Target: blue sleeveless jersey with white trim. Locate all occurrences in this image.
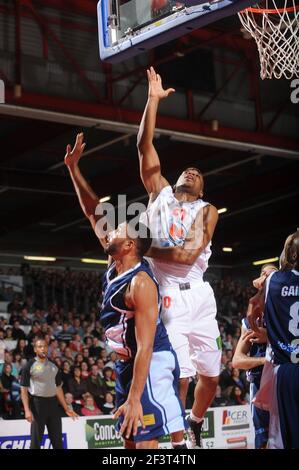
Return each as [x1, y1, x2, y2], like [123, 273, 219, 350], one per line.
[264, 269, 299, 365]
[100, 259, 171, 359]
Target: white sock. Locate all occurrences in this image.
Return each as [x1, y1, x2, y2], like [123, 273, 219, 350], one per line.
[172, 440, 186, 447]
[190, 411, 204, 424]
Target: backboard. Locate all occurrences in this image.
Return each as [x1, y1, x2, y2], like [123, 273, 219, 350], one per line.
[98, 0, 257, 63]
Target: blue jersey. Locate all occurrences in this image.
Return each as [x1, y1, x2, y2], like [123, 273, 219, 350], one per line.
[242, 317, 267, 384]
[100, 259, 171, 359]
[264, 269, 299, 365]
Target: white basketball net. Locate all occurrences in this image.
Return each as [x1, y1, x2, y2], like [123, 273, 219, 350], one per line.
[238, 0, 299, 79]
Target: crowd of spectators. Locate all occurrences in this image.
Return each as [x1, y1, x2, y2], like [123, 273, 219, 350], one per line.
[0, 266, 256, 419]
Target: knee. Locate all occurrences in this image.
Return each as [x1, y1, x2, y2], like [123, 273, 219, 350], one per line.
[201, 375, 219, 389]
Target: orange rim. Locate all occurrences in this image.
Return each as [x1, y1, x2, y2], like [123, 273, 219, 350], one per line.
[242, 5, 299, 13]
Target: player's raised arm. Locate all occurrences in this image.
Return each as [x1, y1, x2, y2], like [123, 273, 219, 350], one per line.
[137, 67, 173, 196]
[65, 133, 110, 249]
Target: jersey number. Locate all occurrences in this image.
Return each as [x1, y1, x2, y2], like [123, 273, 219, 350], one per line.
[289, 302, 299, 364]
[163, 296, 172, 309]
[289, 301, 299, 336]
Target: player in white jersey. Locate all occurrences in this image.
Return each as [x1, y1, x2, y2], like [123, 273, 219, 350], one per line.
[137, 67, 221, 448]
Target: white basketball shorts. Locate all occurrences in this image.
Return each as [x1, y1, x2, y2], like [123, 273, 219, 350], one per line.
[160, 280, 222, 378]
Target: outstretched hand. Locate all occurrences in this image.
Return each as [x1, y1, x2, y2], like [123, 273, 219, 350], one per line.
[113, 400, 144, 440]
[147, 66, 175, 100]
[64, 132, 86, 168]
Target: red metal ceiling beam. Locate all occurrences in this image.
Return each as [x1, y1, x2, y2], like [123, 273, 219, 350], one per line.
[249, 57, 264, 132]
[21, 0, 102, 102]
[0, 3, 97, 33]
[27, 0, 256, 62]
[4, 89, 299, 152]
[32, 0, 97, 17]
[197, 59, 246, 119]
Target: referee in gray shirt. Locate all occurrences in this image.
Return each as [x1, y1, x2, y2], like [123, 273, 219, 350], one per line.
[21, 335, 78, 449]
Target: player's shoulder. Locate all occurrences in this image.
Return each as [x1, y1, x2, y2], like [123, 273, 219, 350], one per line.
[270, 269, 294, 282]
[132, 270, 154, 286]
[150, 184, 172, 201]
[127, 271, 157, 307]
[265, 269, 296, 296]
[202, 203, 218, 218]
[277, 269, 299, 286]
[200, 200, 215, 210]
[130, 270, 157, 297]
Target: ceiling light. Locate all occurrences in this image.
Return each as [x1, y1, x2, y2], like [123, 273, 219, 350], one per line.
[218, 208, 227, 214]
[99, 196, 111, 203]
[81, 258, 108, 265]
[24, 256, 56, 262]
[222, 247, 233, 252]
[253, 257, 279, 266]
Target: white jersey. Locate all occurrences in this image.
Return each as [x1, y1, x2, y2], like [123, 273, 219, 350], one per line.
[141, 185, 212, 285]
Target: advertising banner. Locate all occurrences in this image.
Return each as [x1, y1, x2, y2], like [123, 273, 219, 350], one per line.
[0, 275, 23, 293]
[0, 405, 254, 449]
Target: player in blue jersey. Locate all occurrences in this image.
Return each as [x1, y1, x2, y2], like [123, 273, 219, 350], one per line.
[65, 134, 186, 449]
[263, 231, 299, 449]
[233, 264, 277, 448]
[247, 231, 299, 449]
[102, 222, 186, 448]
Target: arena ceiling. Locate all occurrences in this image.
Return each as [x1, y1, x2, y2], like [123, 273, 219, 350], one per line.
[0, 0, 298, 270]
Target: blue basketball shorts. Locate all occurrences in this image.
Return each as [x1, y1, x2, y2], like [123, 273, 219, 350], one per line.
[115, 349, 187, 442]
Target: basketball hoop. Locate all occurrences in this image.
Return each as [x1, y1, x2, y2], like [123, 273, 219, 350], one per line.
[238, 0, 299, 79]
